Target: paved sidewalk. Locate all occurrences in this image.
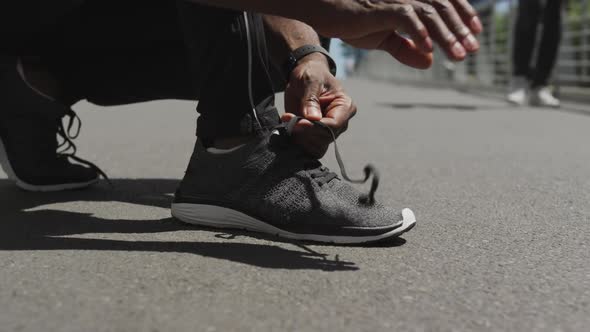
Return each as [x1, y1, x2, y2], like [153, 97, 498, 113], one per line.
[1, 79, 589, 331]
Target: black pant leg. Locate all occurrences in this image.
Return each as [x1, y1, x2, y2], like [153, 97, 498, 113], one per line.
[531, 0, 563, 87]
[0, 1, 84, 79]
[513, 0, 542, 78]
[0, 1, 85, 54]
[40, 0, 194, 105]
[177, 3, 278, 144]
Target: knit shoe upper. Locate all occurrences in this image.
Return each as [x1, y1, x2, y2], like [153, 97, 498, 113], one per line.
[173, 123, 410, 240]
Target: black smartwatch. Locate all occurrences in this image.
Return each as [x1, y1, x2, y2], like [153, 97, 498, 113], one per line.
[283, 45, 337, 79]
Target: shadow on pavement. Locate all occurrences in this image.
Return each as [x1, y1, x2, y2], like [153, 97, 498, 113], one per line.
[0, 179, 409, 271]
[454, 88, 590, 117]
[378, 102, 478, 111]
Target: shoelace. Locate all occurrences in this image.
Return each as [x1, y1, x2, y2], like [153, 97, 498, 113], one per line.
[57, 109, 111, 186]
[276, 116, 379, 205]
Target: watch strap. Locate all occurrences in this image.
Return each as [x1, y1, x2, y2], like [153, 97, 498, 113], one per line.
[283, 45, 337, 78]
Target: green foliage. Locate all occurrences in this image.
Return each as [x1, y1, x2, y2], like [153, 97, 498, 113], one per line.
[566, 0, 590, 19]
[494, 8, 511, 55]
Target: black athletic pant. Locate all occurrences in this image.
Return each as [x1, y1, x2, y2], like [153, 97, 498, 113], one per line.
[1, 1, 280, 145]
[513, 0, 563, 87]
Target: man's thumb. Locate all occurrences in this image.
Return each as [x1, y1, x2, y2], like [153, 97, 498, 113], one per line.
[302, 82, 323, 121]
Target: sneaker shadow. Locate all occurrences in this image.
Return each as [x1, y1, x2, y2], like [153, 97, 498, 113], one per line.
[0, 179, 389, 271]
[378, 102, 479, 111]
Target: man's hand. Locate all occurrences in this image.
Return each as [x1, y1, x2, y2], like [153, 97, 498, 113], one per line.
[263, 16, 355, 158]
[336, 0, 482, 68]
[283, 54, 356, 158]
[194, 0, 482, 66]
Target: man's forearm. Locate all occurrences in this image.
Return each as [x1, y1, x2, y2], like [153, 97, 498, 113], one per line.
[190, 0, 483, 69]
[190, 0, 310, 21]
[262, 15, 328, 73]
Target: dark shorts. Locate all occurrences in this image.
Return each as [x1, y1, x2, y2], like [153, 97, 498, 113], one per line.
[2, 1, 199, 104]
[1, 0, 281, 141]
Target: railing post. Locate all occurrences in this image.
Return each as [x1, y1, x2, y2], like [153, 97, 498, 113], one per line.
[582, 0, 590, 83]
[556, 0, 564, 97]
[507, 0, 516, 88]
[489, 0, 497, 85]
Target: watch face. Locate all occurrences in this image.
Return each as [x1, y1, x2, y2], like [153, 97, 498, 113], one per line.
[283, 55, 298, 77]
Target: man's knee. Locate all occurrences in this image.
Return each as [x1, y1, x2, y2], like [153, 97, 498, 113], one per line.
[0, 1, 85, 52]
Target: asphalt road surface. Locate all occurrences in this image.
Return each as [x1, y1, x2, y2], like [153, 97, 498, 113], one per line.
[1, 79, 588, 331]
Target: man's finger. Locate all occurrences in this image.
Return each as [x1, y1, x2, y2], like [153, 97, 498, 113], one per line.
[319, 94, 357, 120]
[391, 34, 434, 69]
[281, 113, 317, 135]
[394, 4, 433, 53]
[451, 0, 483, 34]
[344, 30, 433, 69]
[414, 2, 466, 61]
[376, 32, 434, 69]
[319, 96, 356, 136]
[422, 0, 479, 52]
[282, 112, 339, 139]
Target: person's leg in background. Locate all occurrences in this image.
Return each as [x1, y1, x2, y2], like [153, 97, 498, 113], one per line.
[529, 0, 563, 107]
[508, 0, 541, 105]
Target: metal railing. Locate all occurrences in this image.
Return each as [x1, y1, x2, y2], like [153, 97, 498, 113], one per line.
[357, 0, 590, 92]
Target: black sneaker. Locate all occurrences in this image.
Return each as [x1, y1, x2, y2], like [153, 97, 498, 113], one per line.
[0, 60, 105, 191]
[172, 117, 416, 244]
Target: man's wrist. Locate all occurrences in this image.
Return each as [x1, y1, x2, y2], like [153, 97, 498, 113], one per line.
[283, 45, 337, 78]
[296, 52, 329, 68]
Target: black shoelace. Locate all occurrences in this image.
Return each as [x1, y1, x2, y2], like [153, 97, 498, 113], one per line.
[276, 116, 379, 205]
[57, 110, 111, 186]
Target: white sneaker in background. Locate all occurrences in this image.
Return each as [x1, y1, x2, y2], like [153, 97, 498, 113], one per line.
[507, 76, 529, 106]
[530, 86, 561, 108]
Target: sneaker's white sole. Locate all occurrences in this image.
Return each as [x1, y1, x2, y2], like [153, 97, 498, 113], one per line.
[171, 203, 417, 244]
[0, 137, 98, 192]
